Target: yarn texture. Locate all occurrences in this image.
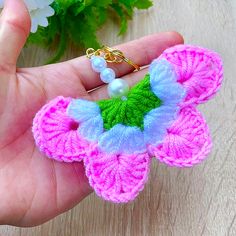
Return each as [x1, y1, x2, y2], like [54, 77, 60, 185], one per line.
[84, 144, 151, 203]
[160, 45, 223, 106]
[32, 45, 223, 203]
[67, 99, 104, 141]
[148, 106, 212, 167]
[32, 96, 89, 162]
[98, 74, 162, 130]
[66, 59, 184, 155]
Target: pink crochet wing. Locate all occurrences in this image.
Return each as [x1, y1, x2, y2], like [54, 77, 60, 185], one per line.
[161, 45, 223, 106]
[32, 96, 89, 162]
[84, 144, 151, 203]
[148, 106, 212, 167]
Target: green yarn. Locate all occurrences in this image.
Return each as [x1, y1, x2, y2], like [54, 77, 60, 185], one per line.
[97, 74, 162, 130]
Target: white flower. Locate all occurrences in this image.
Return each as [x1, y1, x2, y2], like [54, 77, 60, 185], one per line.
[0, 0, 55, 33]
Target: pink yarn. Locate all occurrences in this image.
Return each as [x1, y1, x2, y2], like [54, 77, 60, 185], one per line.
[160, 45, 223, 106]
[84, 144, 150, 203]
[32, 96, 89, 162]
[32, 45, 223, 203]
[148, 106, 212, 167]
[147, 45, 223, 167]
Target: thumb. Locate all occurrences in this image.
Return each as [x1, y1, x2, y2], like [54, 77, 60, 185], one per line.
[0, 0, 31, 70]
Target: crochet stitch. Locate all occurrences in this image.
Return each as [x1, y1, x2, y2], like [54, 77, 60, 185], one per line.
[32, 96, 89, 162]
[160, 45, 223, 106]
[84, 144, 151, 203]
[67, 59, 185, 155]
[98, 74, 162, 130]
[148, 106, 212, 167]
[32, 45, 223, 203]
[67, 99, 104, 141]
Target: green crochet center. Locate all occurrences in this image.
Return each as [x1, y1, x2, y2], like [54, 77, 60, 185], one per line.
[97, 74, 162, 130]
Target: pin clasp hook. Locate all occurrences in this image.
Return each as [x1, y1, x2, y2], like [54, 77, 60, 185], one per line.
[86, 46, 140, 71]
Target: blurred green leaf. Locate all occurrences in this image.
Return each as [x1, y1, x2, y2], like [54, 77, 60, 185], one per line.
[27, 0, 153, 63]
[135, 0, 153, 9]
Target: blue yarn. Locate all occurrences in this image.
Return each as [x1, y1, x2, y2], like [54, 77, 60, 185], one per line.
[67, 99, 104, 141]
[144, 105, 179, 145]
[67, 59, 186, 154]
[98, 124, 146, 155]
[144, 59, 186, 146]
[149, 59, 186, 106]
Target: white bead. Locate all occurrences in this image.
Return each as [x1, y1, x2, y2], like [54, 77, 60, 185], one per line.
[108, 79, 129, 99]
[91, 56, 107, 72]
[100, 68, 116, 83]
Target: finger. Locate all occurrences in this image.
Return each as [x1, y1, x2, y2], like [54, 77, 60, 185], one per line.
[66, 32, 184, 90]
[0, 0, 31, 70]
[89, 67, 148, 101]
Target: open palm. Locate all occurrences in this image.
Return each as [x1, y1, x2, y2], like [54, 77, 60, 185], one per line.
[0, 0, 183, 227]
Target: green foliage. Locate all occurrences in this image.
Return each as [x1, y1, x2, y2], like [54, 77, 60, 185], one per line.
[97, 74, 162, 130]
[27, 0, 153, 63]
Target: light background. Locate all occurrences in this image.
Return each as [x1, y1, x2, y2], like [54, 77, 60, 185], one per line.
[1, 0, 236, 235]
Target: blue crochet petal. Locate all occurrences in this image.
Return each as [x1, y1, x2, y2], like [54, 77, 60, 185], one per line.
[144, 105, 179, 145]
[155, 83, 186, 105]
[67, 99, 101, 122]
[79, 115, 104, 141]
[67, 99, 104, 141]
[149, 59, 186, 105]
[65, 60, 186, 151]
[150, 59, 176, 84]
[98, 124, 146, 155]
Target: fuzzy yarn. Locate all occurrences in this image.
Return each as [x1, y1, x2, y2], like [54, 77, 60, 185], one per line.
[67, 99, 104, 141]
[67, 59, 184, 155]
[32, 96, 89, 162]
[98, 123, 147, 155]
[32, 45, 223, 203]
[150, 59, 186, 106]
[98, 74, 162, 130]
[160, 45, 223, 106]
[148, 106, 212, 167]
[84, 144, 151, 203]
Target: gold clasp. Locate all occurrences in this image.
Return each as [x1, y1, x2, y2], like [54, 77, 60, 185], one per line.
[86, 46, 140, 71]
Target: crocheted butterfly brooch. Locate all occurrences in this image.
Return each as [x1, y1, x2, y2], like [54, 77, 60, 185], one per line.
[32, 45, 223, 203]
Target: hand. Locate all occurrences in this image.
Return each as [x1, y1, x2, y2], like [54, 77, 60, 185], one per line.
[0, 0, 184, 227]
